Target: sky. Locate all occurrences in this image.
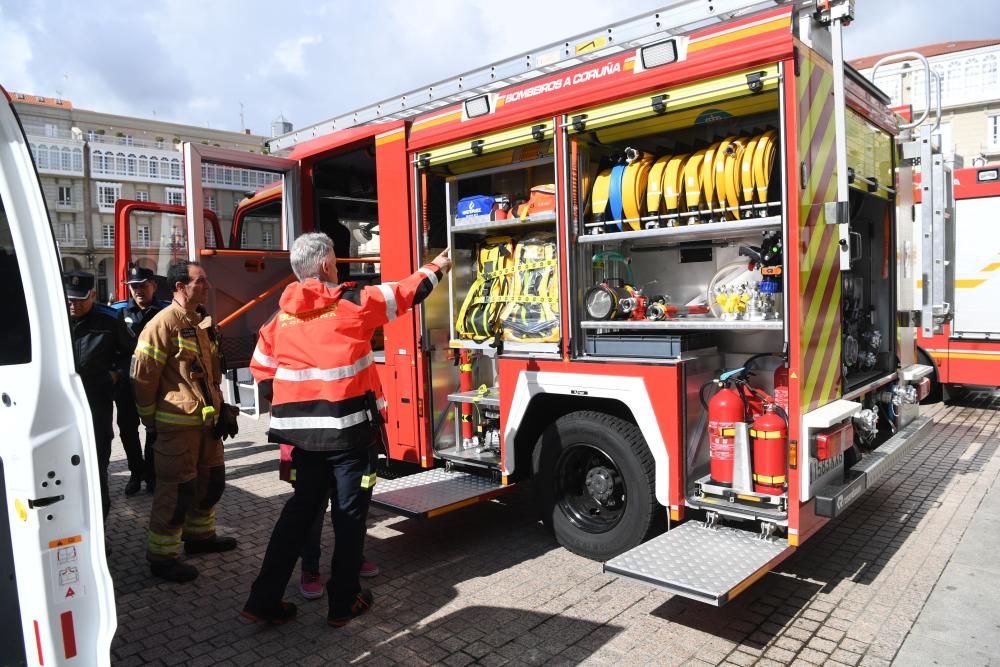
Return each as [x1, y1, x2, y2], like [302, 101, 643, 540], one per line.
[2, 0, 998, 139]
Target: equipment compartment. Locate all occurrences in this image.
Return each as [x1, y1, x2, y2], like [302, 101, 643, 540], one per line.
[413, 120, 561, 470]
[566, 66, 788, 361]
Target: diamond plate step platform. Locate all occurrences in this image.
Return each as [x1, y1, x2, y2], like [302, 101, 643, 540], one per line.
[371, 469, 512, 519]
[604, 521, 793, 606]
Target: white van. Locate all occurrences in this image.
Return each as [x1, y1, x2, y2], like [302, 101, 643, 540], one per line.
[0, 89, 116, 665]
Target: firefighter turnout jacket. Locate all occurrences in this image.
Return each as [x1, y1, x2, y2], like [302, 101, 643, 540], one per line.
[131, 301, 223, 429]
[251, 263, 444, 451]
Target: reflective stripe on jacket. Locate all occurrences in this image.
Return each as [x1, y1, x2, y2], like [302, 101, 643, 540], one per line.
[131, 301, 223, 429]
[251, 264, 442, 451]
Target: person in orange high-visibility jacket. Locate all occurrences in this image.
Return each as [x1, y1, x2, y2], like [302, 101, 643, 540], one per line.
[131, 260, 237, 584]
[242, 232, 451, 626]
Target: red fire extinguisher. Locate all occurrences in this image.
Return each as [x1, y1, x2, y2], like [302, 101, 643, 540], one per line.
[773, 365, 789, 413]
[708, 383, 744, 486]
[751, 405, 787, 495]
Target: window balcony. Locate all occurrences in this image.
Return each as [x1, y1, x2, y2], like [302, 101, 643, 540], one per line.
[55, 235, 88, 248]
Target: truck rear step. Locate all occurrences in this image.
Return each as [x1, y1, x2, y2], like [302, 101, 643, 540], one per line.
[371, 468, 511, 519]
[604, 521, 792, 606]
[814, 415, 933, 518]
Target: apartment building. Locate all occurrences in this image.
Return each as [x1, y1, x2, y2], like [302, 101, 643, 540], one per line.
[11, 92, 280, 301]
[851, 39, 1000, 167]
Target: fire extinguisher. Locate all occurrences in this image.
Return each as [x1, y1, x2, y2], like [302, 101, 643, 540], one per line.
[707, 375, 746, 487]
[750, 405, 787, 495]
[773, 365, 789, 413]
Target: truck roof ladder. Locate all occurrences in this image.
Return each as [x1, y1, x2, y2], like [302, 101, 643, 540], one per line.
[268, 0, 818, 152]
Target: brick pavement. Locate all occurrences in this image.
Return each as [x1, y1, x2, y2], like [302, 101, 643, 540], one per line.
[103, 392, 1000, 666]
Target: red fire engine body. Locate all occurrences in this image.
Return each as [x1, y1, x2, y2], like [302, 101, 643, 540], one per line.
[915, 165, 1000, 397]
[113, 0, 942, 605]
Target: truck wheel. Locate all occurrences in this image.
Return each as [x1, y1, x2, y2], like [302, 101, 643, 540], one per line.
[532, 410, 659, 561]
[917, 346, 942, 404]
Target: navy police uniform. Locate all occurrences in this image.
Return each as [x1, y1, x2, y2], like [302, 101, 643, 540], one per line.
[64, 271, 131, 518]
[113, 266, 168, 494]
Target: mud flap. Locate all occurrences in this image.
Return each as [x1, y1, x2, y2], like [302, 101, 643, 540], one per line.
[370, 468, 511, 519]
[604, 521, 792, 606]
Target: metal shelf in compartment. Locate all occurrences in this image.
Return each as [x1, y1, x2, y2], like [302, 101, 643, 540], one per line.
[448, 339, 560, 354]
[577, 215, 781, 246]
[580, 318, 782, 331]
[451, 210, 556, 235]
[447, 388, 500, 409]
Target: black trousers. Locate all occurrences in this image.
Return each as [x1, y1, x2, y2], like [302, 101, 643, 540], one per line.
[115, 379, 155, 479]
[85, 387, 113, 519]
[247, 444, 376, 614]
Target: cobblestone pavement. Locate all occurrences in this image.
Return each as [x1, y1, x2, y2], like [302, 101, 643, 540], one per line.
[104, 392, 1000, 666]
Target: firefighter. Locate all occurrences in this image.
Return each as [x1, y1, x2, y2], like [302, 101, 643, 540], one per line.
[116, 265, 168, 495]
[63, 271, 131, 519]
[242, 232, 451, 626]
[131, 260, 239, 583]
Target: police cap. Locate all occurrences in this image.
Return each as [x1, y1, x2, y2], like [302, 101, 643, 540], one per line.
[63, 271, 95, 300]
[125, 265, 156, 285]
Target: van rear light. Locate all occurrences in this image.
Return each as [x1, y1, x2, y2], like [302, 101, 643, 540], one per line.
[815, 423, 853, 461]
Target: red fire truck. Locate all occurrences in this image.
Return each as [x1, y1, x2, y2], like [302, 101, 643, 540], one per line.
[112, 0, 946, 606]
[914, 165, 1000, 401]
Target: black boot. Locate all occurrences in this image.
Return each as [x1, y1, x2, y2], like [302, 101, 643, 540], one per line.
[184, 535, 237, 555]
[150, 560, 198, 583]
[124, 473, 142, 497]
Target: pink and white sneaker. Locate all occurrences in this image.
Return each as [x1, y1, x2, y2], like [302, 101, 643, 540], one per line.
[299, 570, 324, 600]
[360, 560, 380, 578]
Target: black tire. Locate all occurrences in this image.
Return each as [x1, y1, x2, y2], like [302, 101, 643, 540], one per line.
[532, 410, 660, 561]
[917, 346, 943, 404]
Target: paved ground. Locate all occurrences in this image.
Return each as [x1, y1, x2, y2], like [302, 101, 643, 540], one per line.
[103, 392, 1000, 666]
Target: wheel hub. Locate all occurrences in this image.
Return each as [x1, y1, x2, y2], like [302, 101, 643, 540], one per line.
[585, 465, 617, 504]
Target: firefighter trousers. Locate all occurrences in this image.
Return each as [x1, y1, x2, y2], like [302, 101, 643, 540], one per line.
[246, 444, 377, 615]
[146, 425, 225, 562]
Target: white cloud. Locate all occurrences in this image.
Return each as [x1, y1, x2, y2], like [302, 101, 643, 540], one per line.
[260, 34, 323, 78]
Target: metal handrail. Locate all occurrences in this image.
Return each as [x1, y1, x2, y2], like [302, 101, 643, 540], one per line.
[869, 51, 942, 131]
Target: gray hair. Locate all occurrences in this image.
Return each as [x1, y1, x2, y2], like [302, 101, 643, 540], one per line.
[290, 232, 334, 281]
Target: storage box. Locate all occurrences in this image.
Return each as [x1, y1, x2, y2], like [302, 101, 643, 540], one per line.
[583, 332, 715, 358]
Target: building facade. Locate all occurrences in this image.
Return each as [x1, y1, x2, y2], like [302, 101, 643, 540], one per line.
[11, 92, 282, 301]
[851, 40, 1000, 168]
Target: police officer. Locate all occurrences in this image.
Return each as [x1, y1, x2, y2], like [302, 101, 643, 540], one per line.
[131, 260, 238, 583]
[64, 270, 131, 518]
[116, 266, 169, 495]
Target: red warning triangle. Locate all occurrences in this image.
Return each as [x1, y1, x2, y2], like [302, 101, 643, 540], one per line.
[65, 587, 76, 598]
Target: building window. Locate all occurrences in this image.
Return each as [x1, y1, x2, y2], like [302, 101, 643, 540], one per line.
[989, 116, 1000, 149]
[101, 224, 115, 248]
[45, 123, 57, 138]
[204, 193, 217, 212]
[166, 188, 185, 206]
[58, 186, 72, 207]
[116, 153, 126, 175]
[946, 60, 963, 97]
[148, 159, 159, 178]
[61, 148, 72, 171]
[121, 134, 133, 146]
[205, 227, 217, 248]
[262, 229, 274, 249]
[87, 130, 97, 143]
[985, 55, 999, 87]
[155, 138, 165, 149]
[170, 159, 181, 180]
[37, 145, 49, 170]
[240, 227, 247, 247]
[965, 57, 981, 93]
[72, 148, 83, 171]
[96, 182, 121, 212]
[135, 190, 149, 202]
[137, 225, 151, 248]
[138, 156, 148, 177]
